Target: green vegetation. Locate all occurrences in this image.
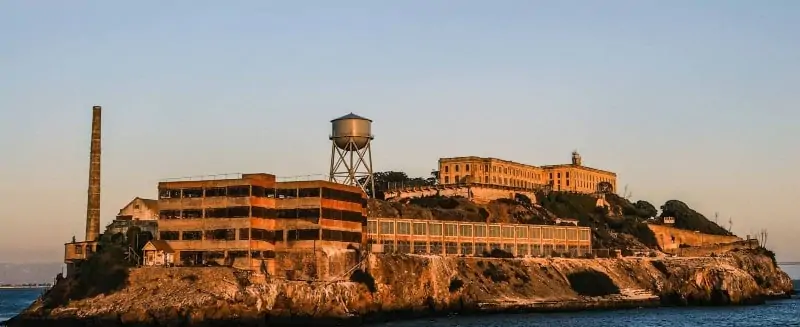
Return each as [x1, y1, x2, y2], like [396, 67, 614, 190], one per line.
[660, 200, 733, 236]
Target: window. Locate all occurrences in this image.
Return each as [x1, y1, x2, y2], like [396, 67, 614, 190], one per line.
[183, 188, 203, 198]
[205, 187, 226, 197]
[133, 204, 140, 210]
[413, 223, 426, 235]
[484, 164, 489, 171]
[74, 245, 83, 254]
[298, 188, 321, 198]
[396, 222, 411, 235]
[182, 231, 202, 240]
[460, 243, 473, 256]
[227, 186, 251, 197]
[465, 164, 470, 171]
[205, 229, 235, 241]
[515, 226, 527, 238]
[501, 226, 514, 238]
[445, 242, 458, 255]
[444, 166, 449, 173]
[485, 176, 489, 183]
[557, 173, 561, 178]
[566, 180, 570, 186]
[455, 165, 460, 172]
[276, 188, 297, 199]
[380, 221, 394, 234]
[367, 221, 377, 234]
[429, 223, 443, 236]
[444, 224, 458, 236]
[530, 227, 541, 239]
[459, 225, 473, 237]
[445, 176, 450, 184]
[488, 225, 501, 238]
[287, 229, 320, 241]
[413, 241, 427, 254]
[567, 229, 578, 241]
[542, 227, 553, 239]
[566, 172, 570, 178]
[475, 225, 486, 237]
[160, 231, 179, 240]
[454, 175, 460, 183]
[239, 229, 250, 240]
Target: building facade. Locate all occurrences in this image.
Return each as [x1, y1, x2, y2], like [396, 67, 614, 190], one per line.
[116, 197, 159, 221]
[156, 173, 367, 272]
[438, 151, 616, 194]
[367, 217, 592, 257]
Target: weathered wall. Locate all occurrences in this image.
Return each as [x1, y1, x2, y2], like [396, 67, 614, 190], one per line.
[648, 224, 741, 250]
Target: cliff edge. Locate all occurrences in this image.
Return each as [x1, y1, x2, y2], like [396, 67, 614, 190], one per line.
[6, 249, 793, 327]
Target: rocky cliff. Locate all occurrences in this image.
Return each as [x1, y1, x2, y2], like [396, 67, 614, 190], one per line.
[6, 250, 793, 327]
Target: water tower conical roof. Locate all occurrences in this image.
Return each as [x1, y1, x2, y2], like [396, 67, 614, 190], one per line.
[331, 113, 371, 122]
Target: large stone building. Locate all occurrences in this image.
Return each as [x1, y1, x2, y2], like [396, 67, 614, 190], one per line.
[156, 173, 367, 274]
[438, 151, 617, 194]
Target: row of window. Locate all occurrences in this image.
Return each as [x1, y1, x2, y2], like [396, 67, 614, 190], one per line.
[370, 240, 591, 256]
[158, 186, 365, 205]
[159, 206, 365, 223]
[368, 221, 590, 241]
[159, 228, 361, 243]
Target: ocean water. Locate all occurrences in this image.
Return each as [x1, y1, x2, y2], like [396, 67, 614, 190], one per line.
[0, 272, 798, 325]
[0, 288, 43, 323]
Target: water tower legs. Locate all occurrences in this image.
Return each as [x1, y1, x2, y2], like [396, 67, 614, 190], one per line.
[329, 138, 375, 197]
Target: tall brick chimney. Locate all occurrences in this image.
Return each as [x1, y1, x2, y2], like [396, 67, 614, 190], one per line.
[85, 106, 101, 242]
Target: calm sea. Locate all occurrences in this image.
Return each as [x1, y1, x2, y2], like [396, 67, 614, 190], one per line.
[0, 266, 798, 325]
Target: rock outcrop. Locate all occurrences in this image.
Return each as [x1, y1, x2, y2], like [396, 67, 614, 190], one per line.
[5, 250, 793, 327]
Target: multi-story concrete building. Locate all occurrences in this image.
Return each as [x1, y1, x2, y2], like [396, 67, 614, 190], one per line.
[438, 151, 617, 194]
[156, 173, 367, 272]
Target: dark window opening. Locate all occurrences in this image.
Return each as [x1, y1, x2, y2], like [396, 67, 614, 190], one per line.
[227, 185, 251, 197]
[287, 229, 319, 241]
[321, 208, 365, 223]
[182, 188, 203, 198]
[159, 210, 179, 220]
[182, 209, 202, 219]
[251, 229, 277, 243]
[160, 231, 179, 240]
[264, 188, 276, 198]
[181, 231, 202, 240]
[228, 206, 250, 218]
[298, 188, 321, 198]
[251, 206, 276, 218]
[205, 187, 226, 197]
[276, 188, 297, 199]
[204, 229, 235, 241]
[239, 228, 250, 240]
[251, 185, 266, 197]
[321, 188, 364, 203]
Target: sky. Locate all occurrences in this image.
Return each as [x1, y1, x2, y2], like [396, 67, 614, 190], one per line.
[0, 1, 798, 262]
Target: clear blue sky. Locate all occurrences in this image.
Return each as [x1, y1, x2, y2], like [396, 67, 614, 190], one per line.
[1, 1, 798, 262]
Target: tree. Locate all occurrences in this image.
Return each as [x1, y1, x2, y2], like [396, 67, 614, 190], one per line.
[633, 200, 657, 219]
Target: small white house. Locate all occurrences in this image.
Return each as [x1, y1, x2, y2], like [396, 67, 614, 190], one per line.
[143, 240, 174, 267]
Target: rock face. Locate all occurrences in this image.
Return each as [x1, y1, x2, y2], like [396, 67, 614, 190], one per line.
[6, 251, 793, 327]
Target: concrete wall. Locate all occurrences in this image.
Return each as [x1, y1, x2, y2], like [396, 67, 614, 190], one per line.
[385, 185, 537, 204]
[647, 224, 742, 250]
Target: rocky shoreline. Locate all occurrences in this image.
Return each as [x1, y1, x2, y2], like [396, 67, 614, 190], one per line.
[4, 250, 794, 327]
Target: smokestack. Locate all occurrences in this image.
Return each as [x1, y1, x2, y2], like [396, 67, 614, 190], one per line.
[85, 106, 101, 242]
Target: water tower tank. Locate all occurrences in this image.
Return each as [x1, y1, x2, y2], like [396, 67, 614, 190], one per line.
[330, 113, 373, 151]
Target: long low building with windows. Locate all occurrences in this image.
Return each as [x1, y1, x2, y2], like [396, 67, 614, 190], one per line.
[367, 217, 592, 257]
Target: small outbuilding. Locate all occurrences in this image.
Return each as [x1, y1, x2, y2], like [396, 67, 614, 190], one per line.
[143, 240, 174, 267]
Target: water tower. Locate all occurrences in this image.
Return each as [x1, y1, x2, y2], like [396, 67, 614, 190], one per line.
[329, 113, 375, 197]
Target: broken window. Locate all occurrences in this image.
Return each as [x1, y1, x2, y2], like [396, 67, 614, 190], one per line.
[227, 185, 251, 197]
[264, 188, 275, 198]
[287, 229, 319, 241]
[205, 187, 226, 197]
[160, 231, 179, 240]
[181, 231, 202, 240]
[298, 187, 321, 198]
[239, 228, 250, 240]
[251, 185, 265, 197]
[321, 188, 363, 203]
[205, 208, 228, 218]
[182, 188, 203, 198]
[321, 208, 364, 223]
[204, 229, 235, 241]
[228, 206, 250, 218]
[158, 189, 171, 199]
[275, 188, 297, 199]
[182, 209, 202, 219]
[251, 229, 277, 243]
[159, 210, 179, 220]
[297, 208, 320, 219]
[251, 206, 276, 218]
